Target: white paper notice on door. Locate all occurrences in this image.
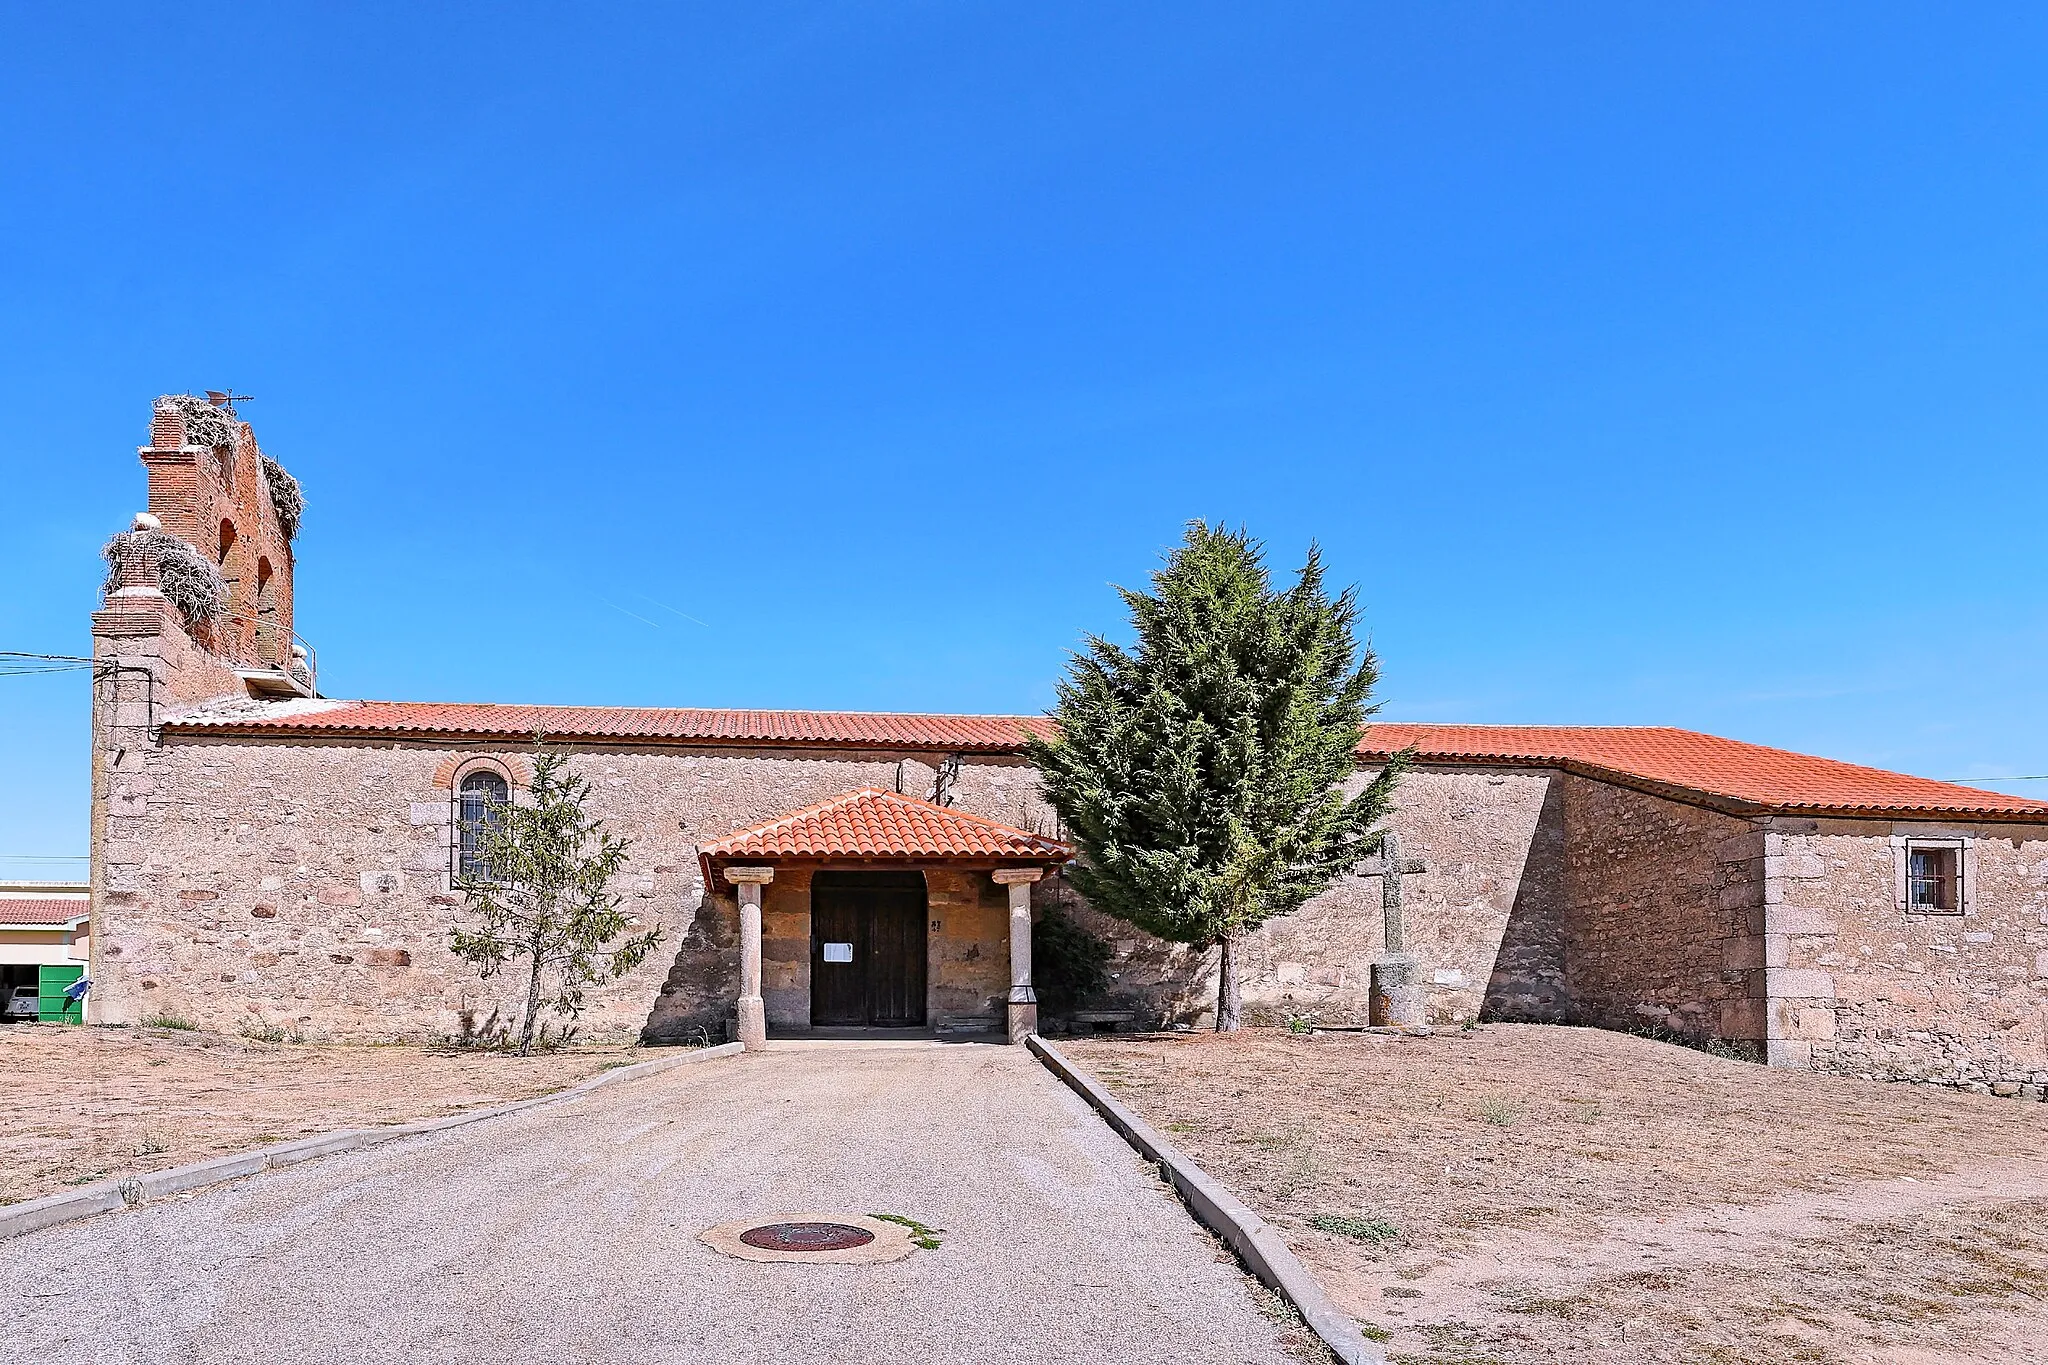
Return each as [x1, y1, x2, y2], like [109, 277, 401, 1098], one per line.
[822, 942, 854, 963]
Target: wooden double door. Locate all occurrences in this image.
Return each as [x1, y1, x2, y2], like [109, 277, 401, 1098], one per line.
[810, 871, 928, 1028]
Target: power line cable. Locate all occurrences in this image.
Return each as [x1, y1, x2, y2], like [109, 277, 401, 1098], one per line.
[0, 651, 98, 677]
[1939, 774, 2048, 783]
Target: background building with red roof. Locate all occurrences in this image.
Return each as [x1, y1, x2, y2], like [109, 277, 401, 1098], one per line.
[86, 400, 2048, 1096]
[0, 881, 90, 1024]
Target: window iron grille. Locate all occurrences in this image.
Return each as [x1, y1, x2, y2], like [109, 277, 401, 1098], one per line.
[457, 770, 509, 883]
[1906, 845, 1961, 914]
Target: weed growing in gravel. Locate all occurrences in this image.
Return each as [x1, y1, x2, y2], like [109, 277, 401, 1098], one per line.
[1478, 1097, 1516, 1127]
[135, 1132, 169, 1157]
[869, 1213, 944, 1250]
[63, 1171, 109, 1186]
[1310, 1212, 1400, 1245]
[142, 1014, 197, 1031]
[1249, 1286, 1341, 1364]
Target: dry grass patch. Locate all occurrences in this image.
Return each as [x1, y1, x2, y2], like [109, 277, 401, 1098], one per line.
[0, 1022, 648, 1205]
[1061, 1025, 2048, 1364]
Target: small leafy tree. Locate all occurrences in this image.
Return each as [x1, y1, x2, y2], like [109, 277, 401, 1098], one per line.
[449, 749, 664, 1055]
[1027, 521, 1408, 1031]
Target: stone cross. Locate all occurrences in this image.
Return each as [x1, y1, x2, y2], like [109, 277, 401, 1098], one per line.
[1356, 830, 1428, 953]
[1355, 830, 1429, 1027]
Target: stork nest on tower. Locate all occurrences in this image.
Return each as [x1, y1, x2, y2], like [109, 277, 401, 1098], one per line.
[153, 393, 305, 540]
[101, 529, 228, 633]
[154, 392, 241, 449]
[261, 457, 304, 540]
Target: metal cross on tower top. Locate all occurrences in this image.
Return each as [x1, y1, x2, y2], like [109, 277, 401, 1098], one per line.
[1356, 829, 1428, 953]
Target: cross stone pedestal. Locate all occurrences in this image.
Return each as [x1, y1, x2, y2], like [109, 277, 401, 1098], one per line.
[1369, 952, 1423, 1027]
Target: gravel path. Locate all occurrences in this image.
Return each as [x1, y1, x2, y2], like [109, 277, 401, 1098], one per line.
[5, 1041, 1298, 1365]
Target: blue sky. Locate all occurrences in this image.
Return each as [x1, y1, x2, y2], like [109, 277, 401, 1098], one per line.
[4, 3, 2046, 867]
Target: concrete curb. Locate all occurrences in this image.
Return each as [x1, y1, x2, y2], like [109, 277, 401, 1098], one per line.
[1029, 1036, 1385, 1365]
[0, 1041, 743, 1243]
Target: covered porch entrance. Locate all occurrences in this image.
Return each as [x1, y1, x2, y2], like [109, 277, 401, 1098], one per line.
[809, 871, 927, 1028]
[697, 786, 1072, 1050]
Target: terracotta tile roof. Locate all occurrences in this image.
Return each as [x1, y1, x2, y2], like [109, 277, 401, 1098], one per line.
[166, 699, 1048, 754]
[0, 898, 90, 927]
[1359, 724, 2048, 821]
[698, 788, 1072, 875]
[162, 696, 2048, 823]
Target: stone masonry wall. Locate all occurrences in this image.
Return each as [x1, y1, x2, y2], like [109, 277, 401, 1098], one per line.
[94, 732, 1052, 1042]
[92, 705, 2048, 1094]
[1779, 819, 2048, 1097]
[88, 741, 1635, 1041]
[926, 867, 1015, 1028]
[761, 869, 812, 1031]
[1557, 776, 1761, 1049]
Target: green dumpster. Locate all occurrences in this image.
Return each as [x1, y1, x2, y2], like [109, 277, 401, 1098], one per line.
[38, 964, 84, 1023]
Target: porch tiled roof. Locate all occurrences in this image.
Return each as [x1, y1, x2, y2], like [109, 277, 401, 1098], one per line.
[0, 898, 90, 927]
[698, 788, 1072, 871]
[1360, 724, 2048, 821]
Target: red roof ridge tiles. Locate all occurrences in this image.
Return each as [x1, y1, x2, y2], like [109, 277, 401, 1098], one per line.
[698, 787, 1072, 881]
[1359, 723, 2048, 821]
[159, 697, 2048, 823]
[166, 699, 1049, 754]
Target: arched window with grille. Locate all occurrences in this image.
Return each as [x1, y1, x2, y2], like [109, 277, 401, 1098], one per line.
[456, 769, 510, 883]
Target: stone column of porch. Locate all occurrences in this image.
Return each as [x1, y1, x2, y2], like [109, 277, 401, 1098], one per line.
[725, 866, 775, 1051]
[993, 868, 1044, 1043]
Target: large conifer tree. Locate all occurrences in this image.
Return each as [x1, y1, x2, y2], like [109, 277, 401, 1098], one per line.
[1027, 522, 1408, 1030]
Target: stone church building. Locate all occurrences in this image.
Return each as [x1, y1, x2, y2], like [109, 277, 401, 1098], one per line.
[87, 399, 2048, 1096]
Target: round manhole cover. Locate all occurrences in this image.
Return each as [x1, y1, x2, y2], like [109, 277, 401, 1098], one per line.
[700, 1212, 916, 1264]
[737, 1221, 876, 1253]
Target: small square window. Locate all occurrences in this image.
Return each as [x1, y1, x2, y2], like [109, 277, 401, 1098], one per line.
[1905, 843, 1962, 914]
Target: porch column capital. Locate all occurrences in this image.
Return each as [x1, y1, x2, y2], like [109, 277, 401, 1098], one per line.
[991, 867, 1044, 886]
[724, 866, 776, 885]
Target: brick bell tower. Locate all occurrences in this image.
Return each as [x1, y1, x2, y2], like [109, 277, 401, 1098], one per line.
[95, 393, 313, 703]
